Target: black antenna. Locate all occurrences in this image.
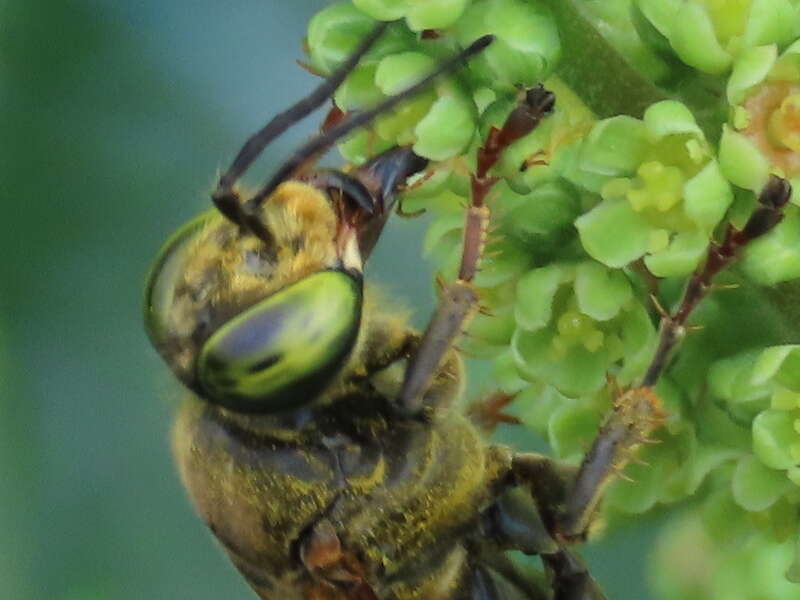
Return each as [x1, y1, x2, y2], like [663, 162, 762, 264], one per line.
[212, 21, 389, 219]
[240, 34, 494, 228]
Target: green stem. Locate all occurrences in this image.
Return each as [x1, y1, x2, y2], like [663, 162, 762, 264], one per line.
[540, 0, 667, 119]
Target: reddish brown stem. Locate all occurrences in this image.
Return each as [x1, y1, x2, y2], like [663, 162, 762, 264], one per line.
[559, 175, 792, 541]
[642, 174, 791, 386]
[397, 86, 555, 414]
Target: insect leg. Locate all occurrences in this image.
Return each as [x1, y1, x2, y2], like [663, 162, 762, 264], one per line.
[558, 175, 793, 541]
[478, 465, 606, 600]
[464, 560, 550, 600]
[397, 87, 555, 415]
[212, 22, 389, 225]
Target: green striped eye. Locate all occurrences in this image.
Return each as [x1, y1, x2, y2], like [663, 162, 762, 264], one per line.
[144, 211, 213, 352]
[197, 270, 362, 413]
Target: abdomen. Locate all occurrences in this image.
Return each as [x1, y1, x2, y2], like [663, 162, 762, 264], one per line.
[172, 399, 511, 599]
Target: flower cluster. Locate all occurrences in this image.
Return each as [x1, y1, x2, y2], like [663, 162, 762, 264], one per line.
[308, 0, 560, 161]
[304, 1, 800, 597]
[573, 101, 733, 277]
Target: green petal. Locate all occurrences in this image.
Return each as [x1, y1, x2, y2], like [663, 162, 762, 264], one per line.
[469, 309, 516, 347]
[726, 44, 778, 106]
[514, 264, 566, 331]
[682, 160, 734, 230]
[422, 212, 463, 256]
[751, 345, 800, 386]
[456, 0, 561, 87]
[573, 261, 632, 321]
[512, 327, 608, 397]
[473, 237, 532, 288]
[671, 445, 740, 497]
[413, 92, 476, 160]
[576, 199, 652, 267]
[619, 302, 658, 381]
[643, 100, 703, 140]
[634, 0, 679, 40]
[718, 125, 771, 191]
[701, 487, 751, 544]
[742, 0, 800, 49]
[406, 0, 469, 30]
[577, 116, 649, 176]
[668, 2, 732, 74]
[334, 64, 384, 110]
[643, 230, 708, 277]
[709, 350, 769, 404]
[516, 384, 567, 435]
[374, 51, 435, 95]
[768, 346, 800, 391]
[605, 449, 663, 513]
[503, 180, 581, 245]
[742, 207, 800, 285]
[752, 409, 798, 469]
[547, 401, 602, 459]
[307, 3, 375, 75]
[338, 128, 394, 164]
[352, 0, 408, 20]
[492, 349, 529, 394]
[772, 38, 800, 81]
[732, 455, 789, 511]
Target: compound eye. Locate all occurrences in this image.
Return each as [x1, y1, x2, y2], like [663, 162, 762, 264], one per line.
[197, 270, 362, 413]
[144, 212, 213, 352]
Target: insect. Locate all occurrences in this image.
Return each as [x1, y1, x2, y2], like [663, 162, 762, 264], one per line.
[141, 19, 698, 600]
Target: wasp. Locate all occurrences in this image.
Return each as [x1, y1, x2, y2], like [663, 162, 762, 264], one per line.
[144, 21, 613, 600]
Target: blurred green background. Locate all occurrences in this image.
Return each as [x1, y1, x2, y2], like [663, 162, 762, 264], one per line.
[0, 1, 658, 598]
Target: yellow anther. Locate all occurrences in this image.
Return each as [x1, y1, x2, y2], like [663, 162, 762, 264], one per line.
[768, 93, 800, 152]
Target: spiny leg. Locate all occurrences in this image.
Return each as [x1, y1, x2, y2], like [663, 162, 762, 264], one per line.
[557, 175, 793, 541]
[211, 21, 389, 226]
[397, 86, 556, 415]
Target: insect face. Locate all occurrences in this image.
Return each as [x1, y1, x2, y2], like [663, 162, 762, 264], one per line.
[144, 149, 427, 414]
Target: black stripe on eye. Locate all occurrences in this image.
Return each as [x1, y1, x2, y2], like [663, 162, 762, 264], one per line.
[248, 354, 282, 373]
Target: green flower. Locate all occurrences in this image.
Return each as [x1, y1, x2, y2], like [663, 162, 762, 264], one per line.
[710, 345, 800, 488]
[720, 40, 800, 197]
[650, 513, 800, 600]
[574, 101, 732, 276]
[301, 2, 800, 593]
[308, 3, 481, 161]
[346, 49, 479, 160]
[511, 260, 655, 397]
[454, 0, 561, 88]
[741, 205, 800, 284]
[634, 0, 800, 74]
[307, 3, 415, 75]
